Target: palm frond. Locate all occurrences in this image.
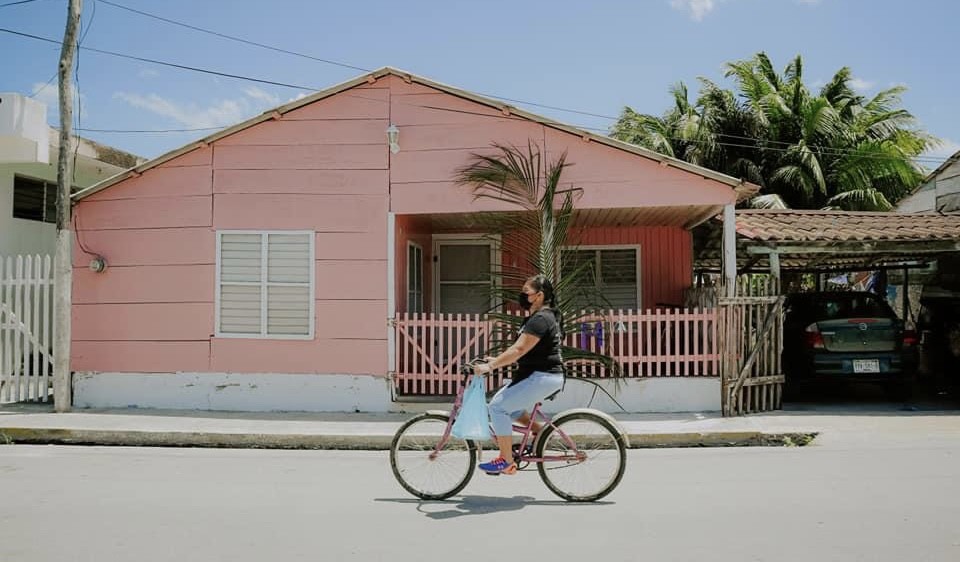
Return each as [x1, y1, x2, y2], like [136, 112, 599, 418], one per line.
[825, 189, 893, 211]
[747, 194, 789, 209]
[457, 142, 623, 379]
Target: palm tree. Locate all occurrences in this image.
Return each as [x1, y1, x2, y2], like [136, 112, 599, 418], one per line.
[455, 142, 621, 378]
[611, 52, 939, 211]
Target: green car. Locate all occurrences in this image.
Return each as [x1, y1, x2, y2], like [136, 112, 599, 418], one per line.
[782, 291, 918, 398]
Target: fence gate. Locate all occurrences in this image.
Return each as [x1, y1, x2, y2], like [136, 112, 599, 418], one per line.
[719, 277, 785, 416]
[0, 255, 55, 404]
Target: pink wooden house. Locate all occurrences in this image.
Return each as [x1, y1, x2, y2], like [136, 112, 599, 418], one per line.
[69, 68, 750, 413]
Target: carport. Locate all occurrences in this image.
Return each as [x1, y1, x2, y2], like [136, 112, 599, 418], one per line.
[695, 210, 960, 413]
[697, 210, 960, 312]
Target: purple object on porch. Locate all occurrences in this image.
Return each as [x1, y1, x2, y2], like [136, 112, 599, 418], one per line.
[596, 321, 604, 348]
[580, 323, 588, 349]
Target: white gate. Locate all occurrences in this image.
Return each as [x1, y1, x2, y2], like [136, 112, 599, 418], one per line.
[0, 255, 55, 403]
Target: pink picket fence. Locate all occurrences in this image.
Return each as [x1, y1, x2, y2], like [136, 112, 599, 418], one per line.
[393, 308, 720, 396]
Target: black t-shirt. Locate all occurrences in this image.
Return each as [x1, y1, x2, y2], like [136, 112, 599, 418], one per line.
[514, 308, 564, 384]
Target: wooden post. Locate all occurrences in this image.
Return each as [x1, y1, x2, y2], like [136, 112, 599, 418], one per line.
[722, 204, 736, 298]
[53, 0, 82, 412]
[902, 267, 909, 323]
[386, 212, 396, 400]
[769, 251, 781, 282]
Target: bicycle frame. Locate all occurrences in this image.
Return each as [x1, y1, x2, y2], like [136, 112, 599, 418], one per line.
[430, 371, 584, 465]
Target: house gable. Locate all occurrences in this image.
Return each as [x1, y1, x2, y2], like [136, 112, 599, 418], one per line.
[74, 67, 751, 206]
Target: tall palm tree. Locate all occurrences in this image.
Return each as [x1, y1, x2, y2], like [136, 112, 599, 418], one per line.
[611, 52, 939, 211]
[455, 142, 621, 378]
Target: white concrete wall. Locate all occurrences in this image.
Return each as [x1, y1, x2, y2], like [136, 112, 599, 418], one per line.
[73, 372, 720, 413]
[73, 372, 395, 413]
[538, 377, 721, 414]
[0, 149, 129, 257]
[0, 93, 48, 164]
[396, 378, 721, 414]
[0, 168, 58, 257]
[896, 185, 936, 213]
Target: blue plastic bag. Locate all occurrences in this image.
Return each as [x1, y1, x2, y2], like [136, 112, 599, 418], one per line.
[451, 375, 492, 441]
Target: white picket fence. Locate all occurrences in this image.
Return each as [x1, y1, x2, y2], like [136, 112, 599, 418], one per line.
[0, 255, 55, 403]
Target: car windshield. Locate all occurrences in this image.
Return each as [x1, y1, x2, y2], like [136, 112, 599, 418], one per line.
[805, 294, 891, 320]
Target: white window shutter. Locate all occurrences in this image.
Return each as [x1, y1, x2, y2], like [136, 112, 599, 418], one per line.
[217, 231, 314, 338]
[266, 233, 312, 336]
[267, 285, 311, 335]
[220, 233, 262, 282]
[220, 285, 262, 334]
[268, 234, 311, 283]
[219, 234, 262, 333]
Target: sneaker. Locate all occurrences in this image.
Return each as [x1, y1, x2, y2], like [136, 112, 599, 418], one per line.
[478, 456, 517, 475]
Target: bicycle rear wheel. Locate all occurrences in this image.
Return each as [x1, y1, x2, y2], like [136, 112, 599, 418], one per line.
[535, 411, 627, 502]
[390, 412, 477, 500]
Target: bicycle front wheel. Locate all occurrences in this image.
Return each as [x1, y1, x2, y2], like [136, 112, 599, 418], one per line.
[535, 411, 627, 502]
[390, 413, 477, 500]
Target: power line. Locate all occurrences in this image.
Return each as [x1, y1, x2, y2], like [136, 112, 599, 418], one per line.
[625, 132, 947, 165]
[5, 2, 952, 161]
[90, 0, 625, 120]
[77, 96, 946, 165]
[3, 28, 946, 166]
[0, 28, 322, 91]
[72, 0, 97, 182]
[0, 0, 42, 7]
[78, 126, 223, 133]
[413, 103, 947, 165]
[96, 0, 369, 73]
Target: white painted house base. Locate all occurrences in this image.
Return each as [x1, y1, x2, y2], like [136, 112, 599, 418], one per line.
[72, 372, 394, 413]
[397, 377, 720, 415]
[541, 377, 720, 414]
[73, 372, 720, 414]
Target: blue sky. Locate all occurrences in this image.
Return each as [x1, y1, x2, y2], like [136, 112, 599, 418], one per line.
[2, 0, 958, 168]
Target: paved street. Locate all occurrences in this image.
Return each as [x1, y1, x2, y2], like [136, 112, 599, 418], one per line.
[1, 416, 959, 562]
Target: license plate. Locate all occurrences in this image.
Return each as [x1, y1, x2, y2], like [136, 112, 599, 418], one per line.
[853, 359, 880, 373]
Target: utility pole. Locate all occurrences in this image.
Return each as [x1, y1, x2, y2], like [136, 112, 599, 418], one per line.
[54, 0, 82, 412]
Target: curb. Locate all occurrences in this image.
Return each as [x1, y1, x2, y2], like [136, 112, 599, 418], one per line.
[0, 427, 818, 450]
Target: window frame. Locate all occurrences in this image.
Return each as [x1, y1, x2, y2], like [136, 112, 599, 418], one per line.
[559, 244, 642, 311]
[12, 175, 58, 224]
[406, 241, 424, 313]
[431, 234, 501, 314]
[215, 230, 316, 340]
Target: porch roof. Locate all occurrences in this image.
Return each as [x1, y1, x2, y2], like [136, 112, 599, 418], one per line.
[695, 209, 960, 273]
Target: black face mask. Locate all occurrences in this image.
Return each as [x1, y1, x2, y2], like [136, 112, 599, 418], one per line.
[517, 291, 533, 310]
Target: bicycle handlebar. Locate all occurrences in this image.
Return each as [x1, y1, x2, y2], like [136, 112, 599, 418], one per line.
[459, 358, 486, 377]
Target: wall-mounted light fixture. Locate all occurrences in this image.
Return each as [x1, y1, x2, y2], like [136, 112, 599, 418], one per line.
[386, 124, 400, 154]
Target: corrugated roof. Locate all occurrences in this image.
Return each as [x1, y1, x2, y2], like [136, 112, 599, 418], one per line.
[924, 149, 960, 183]
[73, 67, 758, 202]
[736, 209, 960, 243]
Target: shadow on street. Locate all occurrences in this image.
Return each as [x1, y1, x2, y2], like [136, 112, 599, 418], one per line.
[374, 495, 612, 519]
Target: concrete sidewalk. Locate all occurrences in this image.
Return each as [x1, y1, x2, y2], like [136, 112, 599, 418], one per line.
[1, 402, 957, 450]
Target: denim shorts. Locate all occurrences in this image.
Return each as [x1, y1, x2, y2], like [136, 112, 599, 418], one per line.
[487, 371, 564, 436]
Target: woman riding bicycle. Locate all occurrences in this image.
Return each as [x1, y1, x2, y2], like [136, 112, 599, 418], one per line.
[473, 274, 565, 475]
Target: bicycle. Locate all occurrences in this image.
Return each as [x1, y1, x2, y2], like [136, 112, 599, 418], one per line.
[389, 360, 628, 502]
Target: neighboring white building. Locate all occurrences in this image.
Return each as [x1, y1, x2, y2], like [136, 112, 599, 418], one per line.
[0, 92, 145, 257]
[897, 150, 960, 214]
